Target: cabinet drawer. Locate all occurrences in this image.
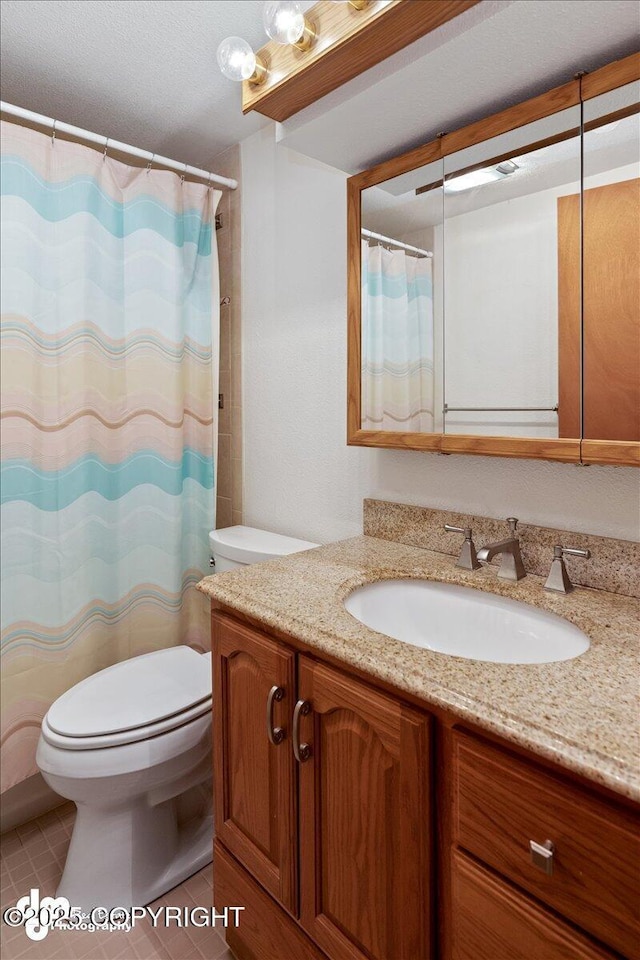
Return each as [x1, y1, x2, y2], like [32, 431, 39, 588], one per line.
[451, 851, 615, 960]
[453, 731, 640, 958]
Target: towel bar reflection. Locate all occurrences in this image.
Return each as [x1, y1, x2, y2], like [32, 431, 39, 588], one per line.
[444, 404, 559, 413]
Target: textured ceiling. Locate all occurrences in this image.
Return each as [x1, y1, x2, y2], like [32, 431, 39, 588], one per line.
[0, 0, 311, 168]
[1, 0, 638, 176]
[279, 0, 640, 172]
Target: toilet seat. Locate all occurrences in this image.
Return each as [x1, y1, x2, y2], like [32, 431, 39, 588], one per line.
[41, 698, 212, 750]
[42, 647, 212, 751]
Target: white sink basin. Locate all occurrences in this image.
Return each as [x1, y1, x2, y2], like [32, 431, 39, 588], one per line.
[344, 580, 590, 664]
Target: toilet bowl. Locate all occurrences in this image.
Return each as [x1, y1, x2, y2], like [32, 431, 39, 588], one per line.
[37, 646, 213, 909]
[37, 526, 318, 909]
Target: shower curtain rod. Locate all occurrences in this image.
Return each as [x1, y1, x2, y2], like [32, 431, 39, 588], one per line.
[0, 101, 238, 190]
[361, 228, 432, 258]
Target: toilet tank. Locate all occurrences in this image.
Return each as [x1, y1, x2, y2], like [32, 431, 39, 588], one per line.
[209, 526, 319, 572]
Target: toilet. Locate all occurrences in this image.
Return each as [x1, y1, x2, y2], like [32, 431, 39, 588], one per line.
[36, 525, 318, 909]
[209, 524, 319, 572]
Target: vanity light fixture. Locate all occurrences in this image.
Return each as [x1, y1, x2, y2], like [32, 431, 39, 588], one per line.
[445, 159, 519, 193]
[238, 1, 479, 120]
[217, 36, 267, 85]
[263, 1, 317, 51]
[218, 0, 379, 88]
[217, 1, 320, 87]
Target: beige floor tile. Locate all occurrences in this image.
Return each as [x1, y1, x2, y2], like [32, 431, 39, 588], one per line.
[4, 860, 33, 883]
[2, 850, 27, 871]
[1, 835, 23, 856]
[1, 807, 234, 960]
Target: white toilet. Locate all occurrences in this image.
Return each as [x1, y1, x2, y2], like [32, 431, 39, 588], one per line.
[209, 524, 319, 572]
[36, 526, 317, 909]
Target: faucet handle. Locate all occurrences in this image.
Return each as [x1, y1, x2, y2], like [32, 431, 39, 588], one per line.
[444, 523, 469, 536]
[506, 517, 519, 537]
[556, 545, 591, 560]
[544, 544, 591, 594]
[444, 524, 481, 571]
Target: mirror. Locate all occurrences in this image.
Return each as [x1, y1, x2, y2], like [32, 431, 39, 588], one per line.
[360, 158, 443, 433]
[348, 54, 639, 464]
[443, 106, 581, 439]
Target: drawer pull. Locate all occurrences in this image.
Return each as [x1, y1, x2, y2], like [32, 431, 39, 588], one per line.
[292, 699, 312, 763]
[530, 839, 555, 875]
[266, 685, 285, 745]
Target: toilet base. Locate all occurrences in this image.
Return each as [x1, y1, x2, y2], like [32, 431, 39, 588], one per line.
[57, 796, 213, 910]
[142, 811, 213, 906]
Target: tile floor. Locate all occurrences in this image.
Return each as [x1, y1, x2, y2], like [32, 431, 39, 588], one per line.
[1, 804, 234, 960]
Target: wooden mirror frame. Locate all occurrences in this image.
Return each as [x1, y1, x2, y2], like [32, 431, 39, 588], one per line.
[347, 52, 640, 466]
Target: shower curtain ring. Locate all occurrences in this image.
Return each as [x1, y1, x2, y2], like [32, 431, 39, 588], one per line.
[146, 153, 154, 175]
[51, 120, 56, 146]
[103, 138, 109, 161]
[180, 161, 187, 184]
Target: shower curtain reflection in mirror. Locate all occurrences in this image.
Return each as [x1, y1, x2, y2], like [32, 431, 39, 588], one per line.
[360, 241, 434, 432]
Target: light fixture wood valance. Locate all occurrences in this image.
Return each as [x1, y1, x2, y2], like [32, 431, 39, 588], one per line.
[242, 0, 479, 121]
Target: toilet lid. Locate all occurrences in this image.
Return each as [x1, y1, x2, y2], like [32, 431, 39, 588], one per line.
[209, 525, 319, 564]
[46, 647, 212, 739]
[40, 698, 211, 750]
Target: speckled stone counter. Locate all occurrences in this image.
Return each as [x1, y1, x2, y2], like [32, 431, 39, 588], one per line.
[197, 536, 640, 801]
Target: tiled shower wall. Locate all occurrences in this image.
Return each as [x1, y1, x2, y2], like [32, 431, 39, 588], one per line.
[212, 145, 243, 528]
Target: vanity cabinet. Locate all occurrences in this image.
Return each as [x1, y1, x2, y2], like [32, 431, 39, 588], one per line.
[211, 609, 639, 960]
[212, 612, 433, 960]
[452, 732, 640, 958]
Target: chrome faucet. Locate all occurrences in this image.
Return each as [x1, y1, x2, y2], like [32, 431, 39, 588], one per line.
[477, 518, 526, 582]
[544, 544, 591, 593]
[444, 524, 481, 571]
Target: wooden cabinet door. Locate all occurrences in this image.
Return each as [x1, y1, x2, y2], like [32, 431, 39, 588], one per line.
[212, 613, 297, 913]
[557, 179, 640, 442]
[297, 657, 432, 960]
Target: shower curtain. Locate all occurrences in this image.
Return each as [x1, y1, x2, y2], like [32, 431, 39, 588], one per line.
[361, 241, 434, 431]
[0, 121, 220, 793]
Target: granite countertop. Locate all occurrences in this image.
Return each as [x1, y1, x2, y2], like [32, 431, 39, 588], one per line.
[197, 536, 640, 801]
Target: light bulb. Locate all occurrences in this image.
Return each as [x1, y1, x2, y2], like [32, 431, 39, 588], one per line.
[263, 1, 316, 50]
[263, 2, 303, 43]
[217, 37, 266, 84]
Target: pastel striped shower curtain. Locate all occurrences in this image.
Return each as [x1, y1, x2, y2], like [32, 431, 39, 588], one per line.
[0, 121, 220, 793]
[361, 242, 434, 431]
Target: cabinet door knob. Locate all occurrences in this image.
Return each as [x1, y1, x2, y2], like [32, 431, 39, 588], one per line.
[292, 699, 312, 763]
[530, 839, 555, 875]
[266, 685, 285, 745]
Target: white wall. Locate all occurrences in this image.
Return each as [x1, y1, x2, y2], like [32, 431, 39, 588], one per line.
[240, 125, 640, 544]
[443, 187, 560, 438]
